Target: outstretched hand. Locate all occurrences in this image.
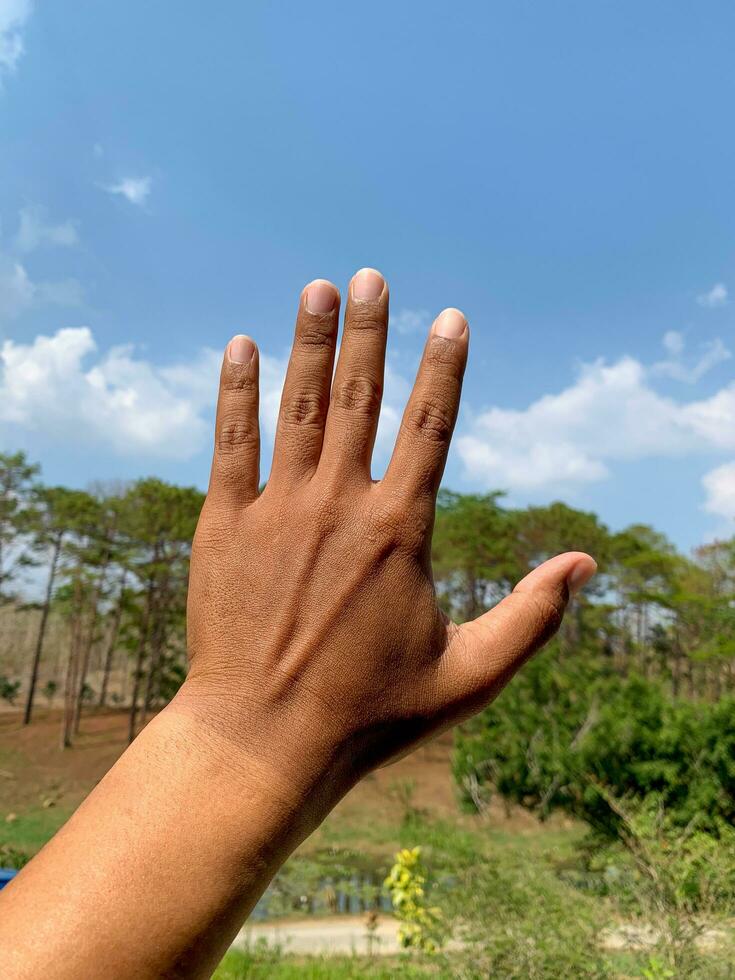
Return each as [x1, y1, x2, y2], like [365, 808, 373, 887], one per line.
[184, 268, 596, 799]
[0, 269, 596, 980]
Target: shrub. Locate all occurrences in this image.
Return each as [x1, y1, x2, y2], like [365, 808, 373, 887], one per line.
[454, 654, 735, 838]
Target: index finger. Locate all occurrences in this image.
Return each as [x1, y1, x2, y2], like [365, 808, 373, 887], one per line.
[382, 308, 468, 498]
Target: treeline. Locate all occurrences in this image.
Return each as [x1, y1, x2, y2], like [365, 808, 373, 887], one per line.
[0, 451, 202, 746]
[433, 490, 735, 699]
[1, 452, 733, 749]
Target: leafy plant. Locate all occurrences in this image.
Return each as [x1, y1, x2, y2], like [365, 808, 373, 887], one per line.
[0, 675, 20, 705]
[384, 847, 447, 954]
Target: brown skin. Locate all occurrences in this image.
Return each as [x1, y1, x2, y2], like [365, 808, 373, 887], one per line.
[0, 269, 595, 978]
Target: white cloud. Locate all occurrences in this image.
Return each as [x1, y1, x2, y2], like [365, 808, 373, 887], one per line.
[702, 463, 735, 523]
[697, 282, 728, 308]
[0, 253, 82, 319]
[457, 355, 735, 495]
[0, 328, 215, 457]
[105, 176, 152, 207]
[0, 323, 417, 472]
[15, 206, 78, 253]
[0, 0, 31, 80]
[652, 331, 731, 384]
[4, 321, 735, 537]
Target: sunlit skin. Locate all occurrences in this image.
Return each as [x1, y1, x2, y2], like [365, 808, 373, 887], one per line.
[0, 269, 595, 979]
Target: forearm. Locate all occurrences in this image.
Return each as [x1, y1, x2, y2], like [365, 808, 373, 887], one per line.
[0, 688, 339, 979]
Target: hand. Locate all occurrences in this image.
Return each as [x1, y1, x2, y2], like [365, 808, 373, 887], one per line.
[0, 268, 597, 979]
[182, 268, 596, 804]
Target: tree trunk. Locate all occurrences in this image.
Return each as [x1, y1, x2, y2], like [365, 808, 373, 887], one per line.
[128, 574, 156, 744]
[73, 554, 112, 734]
[140, 623, 164, 727]
[61, 578, 84, 748]
[23, 535, 61, 725]
[140, 563, 175, 727]
[98, 572, 127, 708]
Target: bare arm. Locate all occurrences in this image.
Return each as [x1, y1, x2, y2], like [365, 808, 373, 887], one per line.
[0, 269, 595, 979]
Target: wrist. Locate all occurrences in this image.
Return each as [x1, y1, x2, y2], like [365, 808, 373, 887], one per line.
[164, 677, 355, 837]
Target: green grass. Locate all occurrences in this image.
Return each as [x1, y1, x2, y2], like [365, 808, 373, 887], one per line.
[0, 805, 73, 855]
[214, 948, 437, 979]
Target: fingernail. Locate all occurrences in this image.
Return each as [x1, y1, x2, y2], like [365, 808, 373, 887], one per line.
[433, 308, 467, 339]
[567, 558, 597, 596]
[305, 280, 338, 315]
[352, 268, 384, 302]
[228, 335, 256, 364]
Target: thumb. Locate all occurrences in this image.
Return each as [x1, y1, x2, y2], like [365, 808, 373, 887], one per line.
[436, 552, 597, 717]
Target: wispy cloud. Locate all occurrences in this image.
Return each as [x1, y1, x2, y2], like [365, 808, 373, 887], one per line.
[14, 205, 79, 253]
[0, 254, 83, 319]
[104, 176, 152, 207]
[0, 205, 82, 318]
[0, 0, 32, 81]
[390, 308, 431, 336]
[652, 330, 731, 384]
[697, 282, 728, 308]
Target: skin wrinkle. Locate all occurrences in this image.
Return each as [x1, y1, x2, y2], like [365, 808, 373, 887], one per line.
[0, 271, 596, 979]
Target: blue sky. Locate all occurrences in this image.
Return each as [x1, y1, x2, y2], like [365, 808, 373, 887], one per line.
[2, 1, 735, 551]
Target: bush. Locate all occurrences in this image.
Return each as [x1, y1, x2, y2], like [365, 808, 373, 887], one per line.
[0, 675, 20, 706]
[454, 653, 735, 838]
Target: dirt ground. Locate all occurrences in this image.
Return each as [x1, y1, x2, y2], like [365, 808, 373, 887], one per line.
[0, 707, 539, 845]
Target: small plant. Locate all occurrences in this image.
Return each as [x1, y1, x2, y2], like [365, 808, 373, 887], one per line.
[364, 908, 380, 957]
[384, 846, 447, 954]
[641, 957, 675, 980]
[0, 844, 31, 869]
[43, 679, 58, 706]
[0, 675, 20, 706]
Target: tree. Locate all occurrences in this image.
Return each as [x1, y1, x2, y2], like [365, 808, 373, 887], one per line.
[122, 479, 203, 742]
[0, 451, 39, 608]
[53, 490, 103, 747]
[22, 486, 94, 725]
[432, 491, 516, 620]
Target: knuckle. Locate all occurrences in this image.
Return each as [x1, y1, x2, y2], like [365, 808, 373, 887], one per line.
[371, 493, 433, 553]
[405, 397, 455, 443]
[371, 504, 404, 546]
[194, 504, 236, 547]
[427, 338, 464, 372]
[222, 371, 256, 395]
[280, 389, 328, 428]
[346, 308, 387, 333]
[217, 415, 259, 454]
[332, 375, 382, 416]
[298, 322, 336, 349]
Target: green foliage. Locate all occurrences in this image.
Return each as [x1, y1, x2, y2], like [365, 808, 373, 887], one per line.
[384, 847, 447, 953]
[433, 491, 517, 618]
[42, 680, 57, 705]
[581, 798, 735, 972]
[0, 451, 39, 603]
[0, 843, 31, 869]
[215, 946, 434, 978]
[455, 657, 735, 839]
[0, 675, 21, 705]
